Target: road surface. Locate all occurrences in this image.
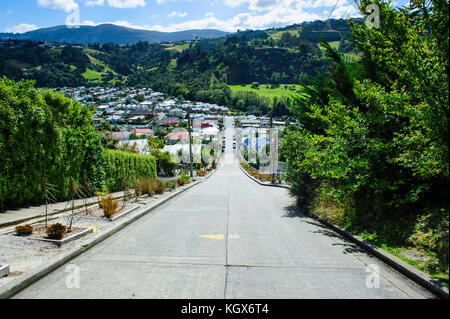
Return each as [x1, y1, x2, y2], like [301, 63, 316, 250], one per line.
[13, 117, 433, 299]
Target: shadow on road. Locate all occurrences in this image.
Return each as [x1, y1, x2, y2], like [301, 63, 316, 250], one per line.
[282, 204, 366, 255]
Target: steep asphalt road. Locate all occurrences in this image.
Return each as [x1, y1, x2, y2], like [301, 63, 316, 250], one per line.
[13, 117, 433, 299]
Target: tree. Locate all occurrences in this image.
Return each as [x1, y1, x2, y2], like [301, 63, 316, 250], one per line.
[282, 0, 448, 271]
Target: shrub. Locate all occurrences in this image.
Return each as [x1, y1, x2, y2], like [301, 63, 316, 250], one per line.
[152, 150, 177, 176]
[0, 78, 105, 209]
[155, 179, 167, 194]
[145, 179, 158, 196]
[15, 224, 34, 236]
[180, 173, 191, 184]
[104, 150, 157, 192]
[167, 181, 177, 191]
[197, 170, 207, 177]
[100, 194, 119, 218]
[46, 223, 67, 240]
[133, 178, 162, 196]
[133, 178, 145, 197]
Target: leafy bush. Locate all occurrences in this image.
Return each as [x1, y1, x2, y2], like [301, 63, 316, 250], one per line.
[167, 181, 178, 191]
[177, 173, 191, 186]
[282, 0, 449, 279]
[155, 179, 167, 195]
[196, 170, 207, 177]
[0, 77, 105, 209]
[100, 194, 119, 218]
[104, 149, 156, 192]
[15, 224, 34, 236]
[46, 223, 67, 240]
[133, 178, 145, 197]
[152, 150, 177, 176]
[133, 178, 165, 197]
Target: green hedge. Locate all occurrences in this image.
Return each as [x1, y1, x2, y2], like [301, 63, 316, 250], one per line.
[104, 149, 157, 192]
[0, 77, 105, 209]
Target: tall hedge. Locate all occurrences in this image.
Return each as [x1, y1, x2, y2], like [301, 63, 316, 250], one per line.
[104, 149, 157, 192]
[0, 77, 105, 209]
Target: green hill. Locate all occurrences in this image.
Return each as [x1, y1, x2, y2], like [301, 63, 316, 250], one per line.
[0, 18, 361, 114]
[0, 24, 229, 45]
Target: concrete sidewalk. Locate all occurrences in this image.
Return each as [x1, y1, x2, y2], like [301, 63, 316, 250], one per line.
[0, 191, 124, 229]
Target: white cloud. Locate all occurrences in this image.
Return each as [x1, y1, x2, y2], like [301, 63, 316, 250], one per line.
[331, 4, 359, 18]
[81, 20, 97, 25]
[77, 0, 360, 33]
[80, 20, 152, 30]
[5, 23, 39, 34]
[225, 0, 346, 11]
[148, 9, 323, 32]
[224, 0, 248, 7]
[168, 11, 188, 18]
[37, 0, 78, 12]
[85, 0, 104, 6]
[107, 0, 146, 8]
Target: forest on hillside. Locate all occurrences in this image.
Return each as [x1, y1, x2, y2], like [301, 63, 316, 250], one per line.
[0, 18, 360, 115]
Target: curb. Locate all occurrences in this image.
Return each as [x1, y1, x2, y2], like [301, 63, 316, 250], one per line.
[36, 228, 95, 247]
[239, 162, 289, 189]
[109, 204, 140, 222]
[0, 194, 125, 230]
[303, 210, 449, 299]
[239, 162, 448, 299]
[0, 180, 201, 299]
[0, 265, 9, 278]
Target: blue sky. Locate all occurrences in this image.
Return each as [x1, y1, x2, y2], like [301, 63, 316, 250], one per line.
[1, 0, 410, 33]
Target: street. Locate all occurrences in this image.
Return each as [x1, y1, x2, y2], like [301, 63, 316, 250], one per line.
[13, 117, 433, 299]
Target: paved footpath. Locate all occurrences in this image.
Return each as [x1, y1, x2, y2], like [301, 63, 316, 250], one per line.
[12, 117, 434, 299]
[0, 192, 124, 230]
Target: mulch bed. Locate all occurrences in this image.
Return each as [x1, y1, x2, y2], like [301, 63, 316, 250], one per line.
[76, 202, 137, 218]
[23, 224, 86, 240]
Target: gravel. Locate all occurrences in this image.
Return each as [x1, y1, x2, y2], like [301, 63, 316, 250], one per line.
[0, 186, 191, 288]
[0, 199, 142, 287]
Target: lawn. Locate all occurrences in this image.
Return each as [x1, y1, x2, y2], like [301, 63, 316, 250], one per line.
[229, 83, 305, 99]
[268, 28, 301, 40]
[164, 43, 190, 52]
[82, 68, 103, 83]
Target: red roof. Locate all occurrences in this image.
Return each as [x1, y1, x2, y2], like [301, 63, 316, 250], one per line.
[167, 132, 189, 140]
[165, 119, 181, 124]
[131, 128, 153, 134]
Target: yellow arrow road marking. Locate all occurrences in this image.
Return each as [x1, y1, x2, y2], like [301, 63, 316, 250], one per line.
[199, 234, 224, 240]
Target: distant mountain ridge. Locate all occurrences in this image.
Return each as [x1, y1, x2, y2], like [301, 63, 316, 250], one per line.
[0, 24, 230, 44]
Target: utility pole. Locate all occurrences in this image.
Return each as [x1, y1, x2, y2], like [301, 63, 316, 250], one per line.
[270, 110, 275, 183]
[188, 106, 193, 178]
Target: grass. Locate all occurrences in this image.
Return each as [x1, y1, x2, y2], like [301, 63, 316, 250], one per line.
[311, 195, 449, 286]
[164, 43, 190, 52]
[356, 230, 449, 286]
[83, 48, 103, 56]
[229, 83, 304, 99]
[268, 28, 301, 40]
[82, 68, 103, 83]
[100, 194, 119, 218]
[328, 41, 340, 50]
[168, 59, 178, 70]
